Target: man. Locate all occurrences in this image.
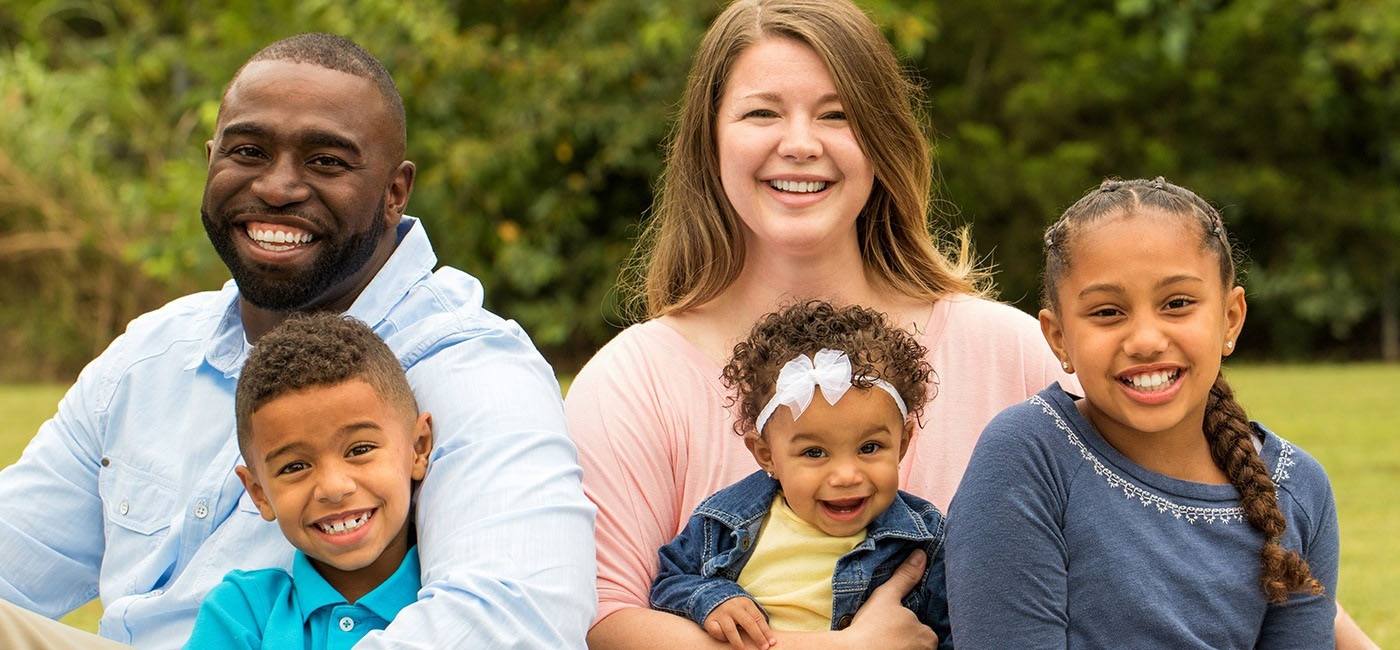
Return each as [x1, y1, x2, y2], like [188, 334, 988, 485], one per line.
[0, 34, 595, 648]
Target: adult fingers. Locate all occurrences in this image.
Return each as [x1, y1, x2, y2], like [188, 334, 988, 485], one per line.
[868, 549, 926, 604]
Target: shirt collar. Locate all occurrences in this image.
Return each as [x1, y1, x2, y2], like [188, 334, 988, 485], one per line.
[196, 216, 436, 377]
[290, 546, 421, 622]
[864, 491, 938, 542]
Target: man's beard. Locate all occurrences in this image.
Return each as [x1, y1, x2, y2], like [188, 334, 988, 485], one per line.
[201, 202, 386, 312]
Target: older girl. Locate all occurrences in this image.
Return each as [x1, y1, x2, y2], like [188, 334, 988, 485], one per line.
[946, 178, 1338, 648]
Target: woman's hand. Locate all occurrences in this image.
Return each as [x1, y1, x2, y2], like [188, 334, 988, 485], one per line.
[840, 550, 938, 650]
[703, 596, 776, 650]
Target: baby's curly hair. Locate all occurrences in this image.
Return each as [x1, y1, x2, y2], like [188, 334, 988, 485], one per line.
[722, 300, 934, 437]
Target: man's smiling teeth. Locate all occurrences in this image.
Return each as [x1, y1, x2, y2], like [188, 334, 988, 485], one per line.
[314, 510, 372, 535]
[247, 226, 314, 251]
[1121, 369, 1181, 392]
[769, 179, 828, 193]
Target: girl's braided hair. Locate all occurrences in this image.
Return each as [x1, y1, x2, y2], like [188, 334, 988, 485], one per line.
[721, 300, 933, 437]
[1042, 177, 1323, 603]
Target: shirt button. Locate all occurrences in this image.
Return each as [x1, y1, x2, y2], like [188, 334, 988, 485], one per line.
[118, 499, 130, 516]
[339, 616, 355, 632]
[193, 498, 209, 519]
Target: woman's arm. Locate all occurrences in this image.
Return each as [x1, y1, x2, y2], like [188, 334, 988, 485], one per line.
[589, 552, 938, 650]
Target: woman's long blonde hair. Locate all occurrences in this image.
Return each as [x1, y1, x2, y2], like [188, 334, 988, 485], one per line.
[624, 0, 986, 319]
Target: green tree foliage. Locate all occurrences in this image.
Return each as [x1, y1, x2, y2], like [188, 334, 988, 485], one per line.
[1, 0, 1396, 379]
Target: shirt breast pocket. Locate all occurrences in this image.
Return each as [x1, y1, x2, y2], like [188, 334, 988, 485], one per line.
[100, 458, 178, 537]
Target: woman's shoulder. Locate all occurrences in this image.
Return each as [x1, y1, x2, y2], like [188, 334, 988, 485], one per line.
[935, 294, 1044, 342]
[925, 294, 1071, 394]
[569, 321, 706, 393]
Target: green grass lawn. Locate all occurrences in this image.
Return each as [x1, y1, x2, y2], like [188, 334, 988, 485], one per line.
[2, 364, 1397, 643]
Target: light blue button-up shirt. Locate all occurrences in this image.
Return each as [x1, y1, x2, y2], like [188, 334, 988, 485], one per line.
[0, 218, 596, 648]
[186, 547, 421, 650]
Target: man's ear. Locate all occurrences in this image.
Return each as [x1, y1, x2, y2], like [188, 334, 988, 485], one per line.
[1039, 308, 1072, 374]
[384, 161, 416, 223]
[205, 139, 215, 162]
[235, 465, 276, 522]
[744, 434, 775, 475]
[410, 412, 433, 481]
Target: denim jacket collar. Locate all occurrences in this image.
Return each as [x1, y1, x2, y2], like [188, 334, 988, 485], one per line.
[695, 470, 939, 545]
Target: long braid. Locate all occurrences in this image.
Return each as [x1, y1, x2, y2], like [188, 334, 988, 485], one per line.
[1204, 373, 1324, 603]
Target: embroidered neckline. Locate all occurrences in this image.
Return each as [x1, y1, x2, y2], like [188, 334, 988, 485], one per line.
[1031, 395, 1296, 524]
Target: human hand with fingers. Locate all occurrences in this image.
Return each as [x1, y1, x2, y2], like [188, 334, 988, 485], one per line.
[703, 596, 776, 650]
[842, 550, 939, 650]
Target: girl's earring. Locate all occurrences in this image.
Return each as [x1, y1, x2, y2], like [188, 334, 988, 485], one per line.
[1061, 361, 1072, 372]
[1225, 340, 1235, 350]
[764, 471, 775, 479]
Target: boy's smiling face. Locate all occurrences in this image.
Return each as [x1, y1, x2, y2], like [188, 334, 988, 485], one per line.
[236, 378, 431, 600]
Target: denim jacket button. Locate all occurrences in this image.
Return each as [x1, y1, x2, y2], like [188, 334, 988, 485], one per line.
[740, 536, 751, 550]
[836, 614, 853, 629]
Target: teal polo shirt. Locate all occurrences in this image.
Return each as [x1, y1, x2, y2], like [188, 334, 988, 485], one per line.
[185, 547, 420, 649]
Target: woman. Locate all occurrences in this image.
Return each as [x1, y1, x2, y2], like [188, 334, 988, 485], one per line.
[568, 2, 1061, 647]
[566, 1, 1372, 648]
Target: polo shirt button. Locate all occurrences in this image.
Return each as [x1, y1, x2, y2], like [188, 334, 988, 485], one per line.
[339, 616, 355, 632]
[193, 498, 209, 519]
[836, 614, 853, 629]
[118, 500, 130, 516]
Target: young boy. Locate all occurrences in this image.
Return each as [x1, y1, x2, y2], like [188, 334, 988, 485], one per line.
[186, 313, 432, 648]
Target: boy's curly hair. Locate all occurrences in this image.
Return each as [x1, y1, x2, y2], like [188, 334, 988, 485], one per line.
[234, 312, 417, 462]
[722, 300, 934, 436]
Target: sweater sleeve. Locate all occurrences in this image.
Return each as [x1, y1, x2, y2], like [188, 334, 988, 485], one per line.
[649, 512, 752, 626]
[1256, 451, 1339, 649]
[565, 330, 687, 626]
[945, 408, 1071, 649]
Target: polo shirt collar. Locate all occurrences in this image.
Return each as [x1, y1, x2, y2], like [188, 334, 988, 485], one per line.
[196, 216, 436, 377]
[290, 546, 421, 622]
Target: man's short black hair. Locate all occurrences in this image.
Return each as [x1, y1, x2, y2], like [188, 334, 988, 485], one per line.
[232, 32, 407, 159]
[234, 312, 417, 463]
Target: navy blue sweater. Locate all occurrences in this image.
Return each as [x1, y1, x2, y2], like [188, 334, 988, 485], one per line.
[946, 383, 1338, 649]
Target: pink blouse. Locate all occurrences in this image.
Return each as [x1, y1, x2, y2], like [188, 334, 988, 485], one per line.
[565, 294, 1075, 625]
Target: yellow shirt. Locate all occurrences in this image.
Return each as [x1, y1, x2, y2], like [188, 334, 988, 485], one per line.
[736, 495, 867, 631]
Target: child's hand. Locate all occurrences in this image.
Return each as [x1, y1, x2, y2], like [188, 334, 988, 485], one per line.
[703, 596, 776, 650]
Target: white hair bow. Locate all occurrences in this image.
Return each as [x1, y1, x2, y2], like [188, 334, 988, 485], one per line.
[753, 348, 908, 433]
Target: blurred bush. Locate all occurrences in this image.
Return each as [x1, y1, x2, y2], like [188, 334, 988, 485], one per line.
[1, 0, 1397, 380]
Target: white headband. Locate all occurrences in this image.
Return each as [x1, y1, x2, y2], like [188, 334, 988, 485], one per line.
[753, 348, 908, 434]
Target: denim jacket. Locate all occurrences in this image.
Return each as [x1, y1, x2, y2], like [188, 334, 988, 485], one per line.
[650, 471, 952, 647]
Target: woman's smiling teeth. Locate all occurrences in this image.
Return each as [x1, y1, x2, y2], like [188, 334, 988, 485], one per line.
[314, 510, 373, 535]
[247, 225, 314, 252]
[769, 179, 828, 193]
[1120, 369, 1181, 392]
